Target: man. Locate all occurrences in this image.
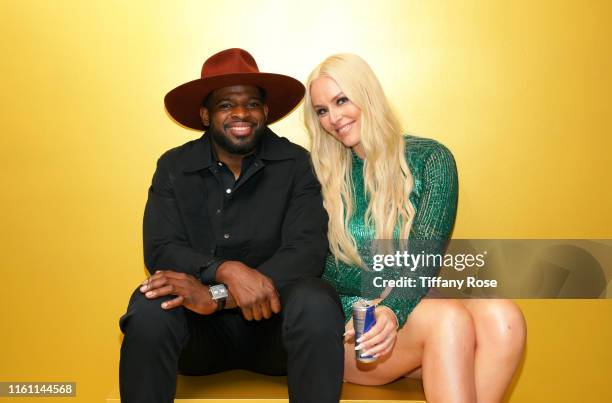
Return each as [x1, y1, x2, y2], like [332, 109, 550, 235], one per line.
[119, 48, 345, 403]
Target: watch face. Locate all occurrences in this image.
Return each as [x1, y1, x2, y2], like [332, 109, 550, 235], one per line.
[210, 284, 228, 299]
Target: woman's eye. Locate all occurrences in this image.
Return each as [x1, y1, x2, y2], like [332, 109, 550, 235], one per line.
[218, 103, 232, 109]
[337, 96, 349, 105]
[316, 108, 327, 116]
[248, 101, 261, 108]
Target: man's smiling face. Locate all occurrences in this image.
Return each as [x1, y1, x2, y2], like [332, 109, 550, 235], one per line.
[200, 85, 269, 155]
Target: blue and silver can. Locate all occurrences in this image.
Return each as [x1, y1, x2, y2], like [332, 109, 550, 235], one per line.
[352, 299, 377, 363]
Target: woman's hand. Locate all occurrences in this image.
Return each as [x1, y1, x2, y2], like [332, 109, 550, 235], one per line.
[344, 319, 356, 342]
[354, 305, 399, 358]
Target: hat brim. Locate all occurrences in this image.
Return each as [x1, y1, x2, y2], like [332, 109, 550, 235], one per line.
[164, 73, 305, 131]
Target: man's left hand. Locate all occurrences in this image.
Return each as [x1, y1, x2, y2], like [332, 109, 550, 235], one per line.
[140, 270, 217, 315]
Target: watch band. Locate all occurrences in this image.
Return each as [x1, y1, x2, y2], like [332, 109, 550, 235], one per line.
[215, 296, 226, 311]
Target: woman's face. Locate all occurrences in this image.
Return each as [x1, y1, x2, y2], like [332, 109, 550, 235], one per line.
[310, 76, 364, 157]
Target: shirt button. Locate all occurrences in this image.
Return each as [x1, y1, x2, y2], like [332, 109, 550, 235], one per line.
[216, 209, 222, 214]
[226, 188, 232, 194]
[218, 162, 223, 166]
[223, 233, 230, 239]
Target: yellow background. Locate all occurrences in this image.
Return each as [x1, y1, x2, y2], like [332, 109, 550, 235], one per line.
[1, 0, 611, 401]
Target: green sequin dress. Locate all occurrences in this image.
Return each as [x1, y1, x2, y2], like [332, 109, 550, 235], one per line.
[322, 136, 458, 328]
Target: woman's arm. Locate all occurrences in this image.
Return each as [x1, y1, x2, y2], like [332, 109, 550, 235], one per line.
[379, 140, 459, 328]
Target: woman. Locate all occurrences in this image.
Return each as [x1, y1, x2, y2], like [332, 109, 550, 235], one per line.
[304, 54, 526, 403]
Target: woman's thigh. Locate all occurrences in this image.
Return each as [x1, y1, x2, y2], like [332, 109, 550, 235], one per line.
[343, 298, 470, 385]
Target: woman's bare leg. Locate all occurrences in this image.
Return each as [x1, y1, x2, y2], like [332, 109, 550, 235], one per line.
[404, 299, 526, 403]
[344, 299, 477, 403]
[461, 299, 526, 403]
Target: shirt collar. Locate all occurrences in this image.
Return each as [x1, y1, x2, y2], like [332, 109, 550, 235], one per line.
[182, 127, 296, 173]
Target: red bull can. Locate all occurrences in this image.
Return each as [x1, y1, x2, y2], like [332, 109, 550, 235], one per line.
[352, 300, 377, 363]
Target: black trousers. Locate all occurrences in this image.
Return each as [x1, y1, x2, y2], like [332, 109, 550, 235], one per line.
[119, 277, 345, 403]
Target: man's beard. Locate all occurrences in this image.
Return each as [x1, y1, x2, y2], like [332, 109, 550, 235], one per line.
[208, 121, 267, 155]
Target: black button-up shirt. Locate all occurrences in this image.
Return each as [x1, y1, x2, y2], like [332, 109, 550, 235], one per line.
[203, 143, 260, 281]
[143, 128, 329, 289]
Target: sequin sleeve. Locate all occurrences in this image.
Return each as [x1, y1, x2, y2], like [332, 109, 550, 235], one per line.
[379, 141, 458, 328]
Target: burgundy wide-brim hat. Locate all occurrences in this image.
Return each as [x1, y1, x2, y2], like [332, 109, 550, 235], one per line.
[164, 48, 305, 130]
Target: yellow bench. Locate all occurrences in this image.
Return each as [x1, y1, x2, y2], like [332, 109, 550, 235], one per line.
[107, 370, 426, 402]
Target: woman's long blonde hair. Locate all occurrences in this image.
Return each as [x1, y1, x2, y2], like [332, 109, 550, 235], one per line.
[304, 54, 416, 267]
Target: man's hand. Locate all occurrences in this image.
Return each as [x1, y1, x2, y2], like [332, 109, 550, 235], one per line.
[140, 270, 217, 315]
[216, 261, 281, 321]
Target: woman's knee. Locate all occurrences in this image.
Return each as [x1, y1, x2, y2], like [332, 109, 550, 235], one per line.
[417, 299, 476, 343]
[470, 299, 527, 355]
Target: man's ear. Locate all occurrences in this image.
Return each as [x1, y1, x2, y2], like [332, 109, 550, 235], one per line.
[200, 107, 210, 127]
[263, 104, 269, 119]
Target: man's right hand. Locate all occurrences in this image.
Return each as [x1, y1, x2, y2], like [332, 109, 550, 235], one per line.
[216, 261, 281, 321]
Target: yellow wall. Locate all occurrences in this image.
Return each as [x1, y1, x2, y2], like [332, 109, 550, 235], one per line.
[1, 1, 610, 402]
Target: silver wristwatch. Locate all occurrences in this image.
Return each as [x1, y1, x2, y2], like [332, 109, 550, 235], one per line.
[209, 284, 228, 311]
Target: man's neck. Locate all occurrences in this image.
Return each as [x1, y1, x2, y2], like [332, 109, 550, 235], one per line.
[212, 141, 255, 179]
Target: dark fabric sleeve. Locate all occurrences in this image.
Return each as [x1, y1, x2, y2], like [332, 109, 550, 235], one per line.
[379, 143, 459, 328]
[143, 153, 217, 279]
[256, 155, 329, 290]
[199, 259, 227, 284]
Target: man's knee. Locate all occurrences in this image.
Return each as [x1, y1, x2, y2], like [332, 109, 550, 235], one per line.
[119, 285, 187, 344]
[280, 278, 344, 337]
